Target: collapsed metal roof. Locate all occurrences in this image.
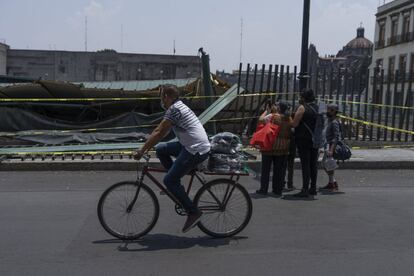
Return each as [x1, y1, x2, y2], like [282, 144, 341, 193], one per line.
[0, 78, 199, 92]
[75, 78, 198, 91]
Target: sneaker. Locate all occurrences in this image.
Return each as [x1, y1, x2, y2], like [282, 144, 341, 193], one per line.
[256, 190, 268, 195]
[272, 191, 282, 197]
[319, 183, 336, 191]
[283, 186, 296, 192]
[182, 211, 203, 233]
[333, 181, 339, 191]
[292, 190, 310, 198]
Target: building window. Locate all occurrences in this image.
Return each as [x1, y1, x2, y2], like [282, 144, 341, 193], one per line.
[410, 54, 414, 74]
[402, 15, 411, 42]
[389, 17, 399, 45]
[399, 55, 407, 73]
[377, 21, 386, 48]
[389, 56, 396, 78]
[58, 65, 66, 74]
[376, 59, 383, 68]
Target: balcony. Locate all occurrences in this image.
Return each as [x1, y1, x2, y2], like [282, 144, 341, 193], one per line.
[370, 72, 413, 85]
[387, 35, 399, 46]
[375, 40, 386, 50]
[377, 33, 414, 50]
[400, 32, 414, 43]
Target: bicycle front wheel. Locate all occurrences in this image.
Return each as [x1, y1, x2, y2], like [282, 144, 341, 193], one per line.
[194, 179, 252, 238]
[97, 181, 159, 240]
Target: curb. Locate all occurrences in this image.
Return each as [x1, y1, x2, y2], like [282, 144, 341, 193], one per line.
[1, 160, 413, 171]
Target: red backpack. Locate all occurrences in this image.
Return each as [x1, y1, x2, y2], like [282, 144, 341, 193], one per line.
[250, 115, 281, 151]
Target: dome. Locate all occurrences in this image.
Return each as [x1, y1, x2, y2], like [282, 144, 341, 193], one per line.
[346, 27, 373, 49]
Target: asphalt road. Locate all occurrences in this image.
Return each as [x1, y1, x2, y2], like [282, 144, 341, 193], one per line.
[0, 170, 414, 276]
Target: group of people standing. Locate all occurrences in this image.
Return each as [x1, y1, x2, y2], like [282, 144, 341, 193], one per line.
[135, 85, 343, 232]
[256, 89, 341, 198]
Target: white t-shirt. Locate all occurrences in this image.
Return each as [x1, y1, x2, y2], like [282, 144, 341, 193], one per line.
[164, 100, 211, 155]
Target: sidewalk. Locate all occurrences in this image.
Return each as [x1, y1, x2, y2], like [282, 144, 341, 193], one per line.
[1, 148, 413, 171]
[254, 147, 414, 171]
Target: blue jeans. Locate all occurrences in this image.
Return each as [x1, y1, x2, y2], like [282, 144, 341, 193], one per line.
[155, 142, 209, 214]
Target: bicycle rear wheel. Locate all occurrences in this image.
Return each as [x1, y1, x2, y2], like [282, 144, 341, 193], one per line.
[97, 181, 159, 240]
[194, 179, 252, 238]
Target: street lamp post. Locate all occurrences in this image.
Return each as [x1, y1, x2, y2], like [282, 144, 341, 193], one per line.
[298, 0, 311, 92]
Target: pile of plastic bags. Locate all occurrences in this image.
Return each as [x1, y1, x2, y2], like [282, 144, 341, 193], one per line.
[208, 132, 245, 173]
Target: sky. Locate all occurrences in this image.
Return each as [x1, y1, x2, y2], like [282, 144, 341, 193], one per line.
[0, 0, 383, 71]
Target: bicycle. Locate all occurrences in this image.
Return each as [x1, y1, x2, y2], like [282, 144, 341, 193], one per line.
[97, 153, 254, 240]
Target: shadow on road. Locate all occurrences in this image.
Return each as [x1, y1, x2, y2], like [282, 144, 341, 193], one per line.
[249, 193, 269, 200]
[318, 191, 346, 196]
[93, 234, 248, 252]
[281, 195, 318, 201]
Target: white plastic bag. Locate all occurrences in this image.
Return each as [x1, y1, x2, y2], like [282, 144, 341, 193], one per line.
[323, 156, 338, 172]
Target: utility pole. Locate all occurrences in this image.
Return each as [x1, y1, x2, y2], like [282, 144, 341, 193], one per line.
[298, 0, 311, 92]
[85, 16, 88, 52]
[239, 17, 243, 63]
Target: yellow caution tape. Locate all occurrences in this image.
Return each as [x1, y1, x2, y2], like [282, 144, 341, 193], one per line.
[323, 98, 414, 111]
[339, 115, 414, 135]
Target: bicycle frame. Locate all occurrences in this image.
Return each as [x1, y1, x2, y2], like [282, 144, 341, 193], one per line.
[127, 155, 250, 214]
[141, 166, 205, 207]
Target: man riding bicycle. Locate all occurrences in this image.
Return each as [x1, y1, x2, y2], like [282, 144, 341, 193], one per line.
[134, 84, 211, 233]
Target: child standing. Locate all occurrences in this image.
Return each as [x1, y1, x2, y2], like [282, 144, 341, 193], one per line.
[320, 104, 341, 191]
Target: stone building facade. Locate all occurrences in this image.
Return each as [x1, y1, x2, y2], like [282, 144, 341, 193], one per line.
[372, 0, 414, 73]
[1, 45, 201, 82]
[371, 0, 414, 104]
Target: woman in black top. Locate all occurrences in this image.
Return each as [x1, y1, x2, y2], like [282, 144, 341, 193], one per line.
[292, 89, 319, 198]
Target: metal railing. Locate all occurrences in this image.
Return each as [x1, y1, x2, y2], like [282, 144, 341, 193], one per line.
[375, 40, 386, 50]
[378, 32, 414, 49]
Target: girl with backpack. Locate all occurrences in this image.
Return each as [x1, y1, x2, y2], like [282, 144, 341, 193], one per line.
[320, 104, 341, 192]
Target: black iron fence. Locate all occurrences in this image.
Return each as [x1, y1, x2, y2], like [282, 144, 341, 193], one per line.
[217, 63, 299, 136]
[229, 63, 414, 143]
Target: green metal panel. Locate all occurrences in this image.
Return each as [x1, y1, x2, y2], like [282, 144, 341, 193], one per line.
[199, 84, 242, 124]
